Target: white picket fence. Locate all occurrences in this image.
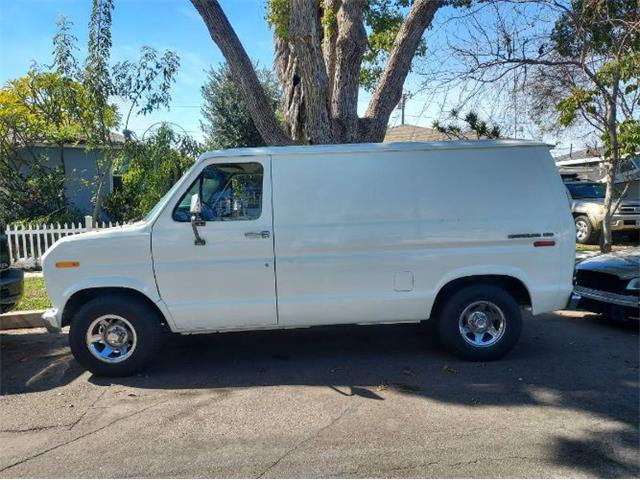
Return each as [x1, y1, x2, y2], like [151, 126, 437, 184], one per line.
[6, 215, 129, 269]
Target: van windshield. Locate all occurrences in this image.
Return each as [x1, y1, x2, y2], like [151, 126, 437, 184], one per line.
[143, 168, 193, 222]
[566, 183, 606, 199]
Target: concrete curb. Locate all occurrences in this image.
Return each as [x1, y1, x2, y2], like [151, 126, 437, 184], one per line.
[0, 310, 45, 331]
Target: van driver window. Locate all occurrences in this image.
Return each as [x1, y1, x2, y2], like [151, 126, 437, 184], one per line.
[173, 163, 263, 222]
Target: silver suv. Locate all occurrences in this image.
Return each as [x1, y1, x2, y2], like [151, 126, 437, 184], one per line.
[565, 181, 640, 243]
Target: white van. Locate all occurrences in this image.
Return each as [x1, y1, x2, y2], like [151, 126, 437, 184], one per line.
[42, 140, 575, 376]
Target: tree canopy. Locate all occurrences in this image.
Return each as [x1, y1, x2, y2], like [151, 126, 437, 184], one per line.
[0, 71, 115, 149]
[191, 0, 450, 145]
[49, 0, 182, 220]
[0, 71, 103, 224]
[200, 63, 281, 149]
[105, 124, 200, 222]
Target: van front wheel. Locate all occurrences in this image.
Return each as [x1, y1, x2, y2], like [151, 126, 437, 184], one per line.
[69, 294, 165, 376]
[436, 285, 522, 361]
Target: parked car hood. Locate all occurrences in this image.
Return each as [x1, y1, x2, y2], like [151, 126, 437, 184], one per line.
[576, 250, 640, 280]
[572, 197, 604, 203]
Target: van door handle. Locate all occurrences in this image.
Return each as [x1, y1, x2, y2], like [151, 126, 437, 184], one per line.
[245, 230, 271, 239]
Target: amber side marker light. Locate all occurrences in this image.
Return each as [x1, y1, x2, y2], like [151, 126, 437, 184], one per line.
[533, 240, 556, 247]
[55, 261, 80, 268]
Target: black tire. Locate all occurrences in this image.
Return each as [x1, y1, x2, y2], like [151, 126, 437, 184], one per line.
[69, 293, 165, 376]
[1, 302, 17, 314]
[574, 215, 598, 244]
[436, 285, 522, 361]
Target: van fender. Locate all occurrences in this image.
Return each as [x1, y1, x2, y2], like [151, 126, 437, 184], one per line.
[428, 265, 533, 317]
[60, 276, 177, 331]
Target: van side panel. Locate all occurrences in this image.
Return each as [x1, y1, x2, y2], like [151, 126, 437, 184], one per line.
[271, 146, 573, 326]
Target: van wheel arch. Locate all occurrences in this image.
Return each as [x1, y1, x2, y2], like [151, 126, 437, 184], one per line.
[62, 287, 169, 331]
[429, 275, 531, 320]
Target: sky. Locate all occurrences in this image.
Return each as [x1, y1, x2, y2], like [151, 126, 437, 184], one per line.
[0, 0, 276, 141]
[0, 0, 584, 155]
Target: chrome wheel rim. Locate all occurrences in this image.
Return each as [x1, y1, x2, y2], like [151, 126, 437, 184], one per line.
[86, 315, 137, 363]
[575, 219, 589, 242]
[458, 301, 506, 348]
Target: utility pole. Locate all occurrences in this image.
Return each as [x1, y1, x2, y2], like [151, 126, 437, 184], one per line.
[397, 92, 408, 125]
[512, 74, 518, 139]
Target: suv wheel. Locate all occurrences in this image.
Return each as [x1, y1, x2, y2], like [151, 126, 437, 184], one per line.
[574, 215, 597, 244]
[69, 294, 165, 376]
[436, 285, 522, 361]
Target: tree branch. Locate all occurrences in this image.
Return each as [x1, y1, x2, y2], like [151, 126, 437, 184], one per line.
[322, 0, 341, 101]
[362, 0, 444, 142]
[191, 0, 292, 145]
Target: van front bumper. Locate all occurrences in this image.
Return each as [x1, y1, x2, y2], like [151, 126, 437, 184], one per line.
[42, 308, 62, 333]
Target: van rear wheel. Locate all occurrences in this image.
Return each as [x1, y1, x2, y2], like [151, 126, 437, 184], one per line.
[436, 285, 522, 361]
[69, 294, 165, 376]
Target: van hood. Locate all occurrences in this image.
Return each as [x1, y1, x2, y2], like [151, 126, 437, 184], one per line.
[41, 221, 151, 266]
[52, 221, 149, 245]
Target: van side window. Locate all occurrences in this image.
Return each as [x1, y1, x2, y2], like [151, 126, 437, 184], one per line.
[172, 163, 263, 222]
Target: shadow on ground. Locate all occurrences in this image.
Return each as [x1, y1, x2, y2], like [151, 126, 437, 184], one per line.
[0, 329, 82, 395]
[1, 312, 638, 476]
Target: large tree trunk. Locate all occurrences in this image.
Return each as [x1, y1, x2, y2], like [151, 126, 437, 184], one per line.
[275, 37, 306, 142]
[191, 0, 292, 145]
[191, 0, 443, 145]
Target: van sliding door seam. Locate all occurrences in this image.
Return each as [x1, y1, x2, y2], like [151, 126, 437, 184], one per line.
[269, 154, 280, 324]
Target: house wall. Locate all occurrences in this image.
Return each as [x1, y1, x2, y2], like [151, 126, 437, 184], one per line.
[24, 145, 112, 216]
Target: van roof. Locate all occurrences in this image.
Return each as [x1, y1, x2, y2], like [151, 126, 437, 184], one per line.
[198, 139, 550, 161]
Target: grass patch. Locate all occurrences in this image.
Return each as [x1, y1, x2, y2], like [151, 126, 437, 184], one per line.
[576, 244, 599, 252]
[15, 276, 51, 311]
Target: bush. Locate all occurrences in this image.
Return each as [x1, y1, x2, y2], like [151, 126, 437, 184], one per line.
[104, 124, 200, 222]
[0, 157, 80, 226]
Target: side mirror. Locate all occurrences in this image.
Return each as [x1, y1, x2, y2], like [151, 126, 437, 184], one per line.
[190, 193, 202, 215]
[189, 194, 206, 246]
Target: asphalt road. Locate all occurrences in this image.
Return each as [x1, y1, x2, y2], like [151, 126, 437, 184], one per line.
[1, 311, 638, 478]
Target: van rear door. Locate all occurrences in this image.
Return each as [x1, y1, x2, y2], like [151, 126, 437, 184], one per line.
[151, 157, 277, 331]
